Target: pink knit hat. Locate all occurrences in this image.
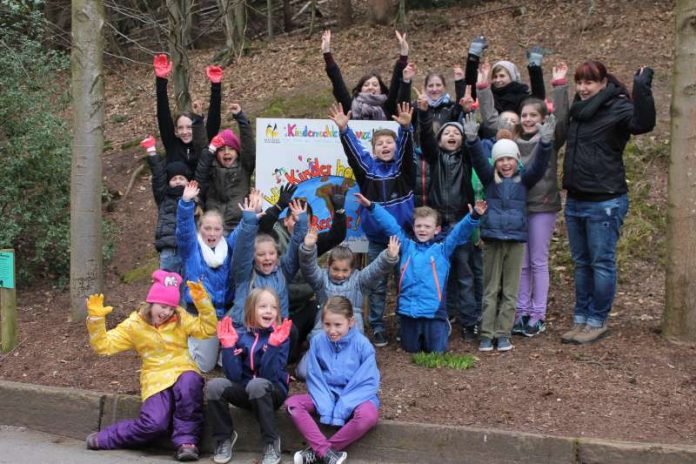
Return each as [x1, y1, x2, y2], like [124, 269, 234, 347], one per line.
[219, 129, 241, 153]
[146, 270, 182, 307]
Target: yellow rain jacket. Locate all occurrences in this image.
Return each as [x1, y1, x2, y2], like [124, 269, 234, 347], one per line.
[86, 297, 216, 401]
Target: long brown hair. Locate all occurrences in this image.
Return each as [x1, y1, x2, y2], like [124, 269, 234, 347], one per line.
[243, 288, 282, 328]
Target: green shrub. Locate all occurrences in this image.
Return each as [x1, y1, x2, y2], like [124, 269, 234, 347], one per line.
[411, 351, 476, 370]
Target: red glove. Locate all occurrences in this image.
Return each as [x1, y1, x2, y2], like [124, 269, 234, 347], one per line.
[140, 136, 156, 150]
[206, 65, 223, 84]
[268, 319, 293, 347]
[153, 54, 172, 78]
[471, 100, 480, 111]
[217, 317, 239, 348]
[210, 134, 225, 150]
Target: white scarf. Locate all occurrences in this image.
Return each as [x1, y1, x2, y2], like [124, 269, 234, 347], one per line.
[197, 233, 228, 268]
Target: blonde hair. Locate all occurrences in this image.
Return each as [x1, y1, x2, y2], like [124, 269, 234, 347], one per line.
[138, 301, 181, 327]
[413, 206, 441, 226]
[254, 233, 280, 253]
[322, 295, 354, 320]
[197, 209, 223, 230]
[243, 288, 282, 328]
[371, 129, 397, 149]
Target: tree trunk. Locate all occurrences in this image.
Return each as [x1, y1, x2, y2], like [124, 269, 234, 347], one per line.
[282, 0, 293, 32]
[215, 0, 246, 66]
[70, 0, 105, 320]
[396, 0, 406, 30]
[367, 0, 393, 25]
[166, 0, 192, 112]
[663, 0, 696, 342]
[337, 0, 353, 28]
[45, 0, 72, 49]
[267, 0, 274, 38]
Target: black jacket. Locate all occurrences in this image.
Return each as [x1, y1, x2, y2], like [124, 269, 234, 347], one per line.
[147, 154, 182, 251]
[562, 79, 655, 200]
[418, 111, 475, 228]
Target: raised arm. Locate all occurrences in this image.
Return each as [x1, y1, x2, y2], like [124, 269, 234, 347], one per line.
[357, 237, 400, 290]
[299, 229, 326, 292]
[476, 63, 500, 131]
[463, 113, 495, 185]
[626, 67, 656, 135]
[316, 186, 348, 255]
[280, 201, 309, 281]
[154, 55, 177, 154]
[442, 208, 481, 259]
[322, 30, 352, 113]
[176, 182, 201, 261]
[233, 105, 256, 173]
[143, 137, 167, 205]
[522, 115, 555, 188]
[182, 281, 218, 338]
[417, 100, 439, 163]
[384, 31, 409, 117]
[85, 295, 134, 355]
[527, 46, 546, 100]
[551, 62, 570, 150]
[465, 36, 487, 100]
[355, 194, 405, 240]
[205, 66, 223, 140]
[232, 210, 260, 285]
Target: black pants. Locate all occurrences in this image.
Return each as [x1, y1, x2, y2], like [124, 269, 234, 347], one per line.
[288, 299, 320, 363]
[206, 377, 286, 444]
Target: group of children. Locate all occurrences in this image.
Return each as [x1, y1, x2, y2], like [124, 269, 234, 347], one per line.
[82, 28, 649, 464]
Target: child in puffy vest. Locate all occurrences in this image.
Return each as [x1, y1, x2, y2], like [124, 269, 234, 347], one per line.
[462, 112, 555, 352]
[287, 296, 380, 464]
[195, 103, 255, 233]
[85, 271, 216, 462]
[206, 288, 292, 464]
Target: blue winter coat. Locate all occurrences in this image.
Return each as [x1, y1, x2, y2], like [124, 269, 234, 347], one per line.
[340, 125, 415, 244]
[468, 138, 551, 242]
[176, 199, 239, 316]
[220, 326, 290, 396]
[307, 327, 380, 426]
[367, 203, 478, 319]
[227, 211, 308, 323]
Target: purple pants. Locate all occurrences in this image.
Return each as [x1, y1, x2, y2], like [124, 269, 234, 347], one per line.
[516, 212, 557, 323]
[96, 371, 204, 449]
[286, 394, 378, 458]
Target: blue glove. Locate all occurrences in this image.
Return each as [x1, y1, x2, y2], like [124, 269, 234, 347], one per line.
[527, 46, 545, 67]
[468, 36, 487, 58]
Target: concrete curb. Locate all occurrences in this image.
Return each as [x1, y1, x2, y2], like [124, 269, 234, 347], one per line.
[1, 379, 694, 463]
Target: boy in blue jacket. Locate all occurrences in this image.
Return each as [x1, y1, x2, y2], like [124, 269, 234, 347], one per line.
[328, 101, 416, 347]
[354, 193, 487, 353]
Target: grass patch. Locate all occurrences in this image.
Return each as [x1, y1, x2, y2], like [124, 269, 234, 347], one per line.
[122, 257, 158, 284]
[260, 91, 335, 119]
[411, 352, 476, 370]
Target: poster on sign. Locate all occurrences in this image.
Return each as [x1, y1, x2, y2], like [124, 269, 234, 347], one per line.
[255, 118, 400, 253]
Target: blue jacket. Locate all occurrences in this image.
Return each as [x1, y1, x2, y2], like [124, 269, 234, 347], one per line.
[307, 328, 380, 426]
[340, 125, 415, 244]
[468, 139, 551, 242]
[367, 203, 478, 319]
[220, 326, 290, 396]
[176, 199, 239, 316]
[228, 211, 308, 323]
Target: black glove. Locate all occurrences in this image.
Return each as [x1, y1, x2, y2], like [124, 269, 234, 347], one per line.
[277, 183, 297, 210]
[329, 185, 346, 211]
[634, 67, 654, 88]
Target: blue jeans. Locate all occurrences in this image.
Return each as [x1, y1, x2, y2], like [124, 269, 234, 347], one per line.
[564, 194, 628, 327]
[366, 240, 398, 334]
[446, 242, 483, 328]
[159, 247, 182, 275]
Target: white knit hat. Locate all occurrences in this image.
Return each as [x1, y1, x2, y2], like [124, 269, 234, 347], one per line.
[492, 60, 521, 82]
[491, 139, 520, 162]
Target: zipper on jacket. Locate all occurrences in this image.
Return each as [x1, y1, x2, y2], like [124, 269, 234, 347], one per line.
[398, 256, 411, 296]
[250, 332, 259, 377]
[430, 256, 442, 301]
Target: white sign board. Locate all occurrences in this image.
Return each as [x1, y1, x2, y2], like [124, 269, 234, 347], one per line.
[255, 118, 400, 252]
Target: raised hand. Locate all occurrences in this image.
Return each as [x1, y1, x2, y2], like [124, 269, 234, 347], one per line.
[392, 101, 413, 128]
[153, 54, 172, 79]
[140, 135, 156, 153]
[86, 294, 113, 318]
[183, 181, 200, 202]
[395, 30, 408, 56]
[463, 112, 480, 141]
[210, 134, 225, 150]
[186, 281, 210, 304]
[304, 226, 319, 247]
[192, 100, 204, 115]
[328, 103, 351, 132]
[321, 29, 331, 54]
[459, 86, 474, 112]
[527, 45, 545, 67]
[414, 88, 428, 112]
[468, 35, 487, 58]
[288, 198, 307, 218]
[230, 103, 242, 115]
[269, 319, 293, 346]
[206, 65, 223, 84]
[469, 200, 488, 217]
[477, 62, 490, 86]
[403, 62, 416, 82]
[354, 192, 372, 208]
[239, 193, 261, 213]
[552, 61, 568, 82]
[635, 66, 654, 88]
[387, 235, 401, 258]
[453, 65, 465, 81]
[328, 184, 346, 211]
[277, 183, 297, 209]
[538, 114, 557, 144]
[217, 316, 239, 348]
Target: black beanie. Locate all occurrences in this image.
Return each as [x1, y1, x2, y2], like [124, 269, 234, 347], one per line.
[165, 161, 192, 181]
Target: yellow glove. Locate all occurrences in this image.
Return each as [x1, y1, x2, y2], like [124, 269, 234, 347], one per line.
[187, 281, 211, 305]
[86, 294, 113, 318]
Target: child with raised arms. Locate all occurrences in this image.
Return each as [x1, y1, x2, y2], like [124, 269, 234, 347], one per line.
[287, 296, 380, 464]
[206, 289, 292, 464]
[85, 271, 216, 461]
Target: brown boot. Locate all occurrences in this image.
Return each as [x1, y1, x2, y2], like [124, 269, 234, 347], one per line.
[572, 323, 609, 344]
[560, 323, 585, 344]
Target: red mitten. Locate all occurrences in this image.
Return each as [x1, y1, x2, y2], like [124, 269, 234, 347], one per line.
[268, 319, 293, 347]
[206, 65, 223, 84]
[140, 136, 156, 150]
[217, 317, 239, 348]
[153, 54, 172, 78]
[210, 134, 225, 150]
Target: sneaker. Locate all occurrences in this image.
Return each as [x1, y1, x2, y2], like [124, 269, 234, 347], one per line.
[373, 331, 388, 347]
[322, 449, 347, 464]
[176, 444, 199, 462]
[261, 437, 281, 464]
[478, 337, 494, 352]
[524, 320, 546, 338]
[560, 323, 586, 344]
[294, 447, 318, 464]
[213, 431, 238, 464]
[86, 432, 99, 450]
[462, 324, 479, 342]
[512, 316, 528, 335]
[572, 323, 609, 345]
[496, 337, 513, 352]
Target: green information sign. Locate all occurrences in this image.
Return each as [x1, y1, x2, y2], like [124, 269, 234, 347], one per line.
[0, 250, 15, 289]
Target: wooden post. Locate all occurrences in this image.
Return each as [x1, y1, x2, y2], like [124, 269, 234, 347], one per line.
[0, 249, 18, 352]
